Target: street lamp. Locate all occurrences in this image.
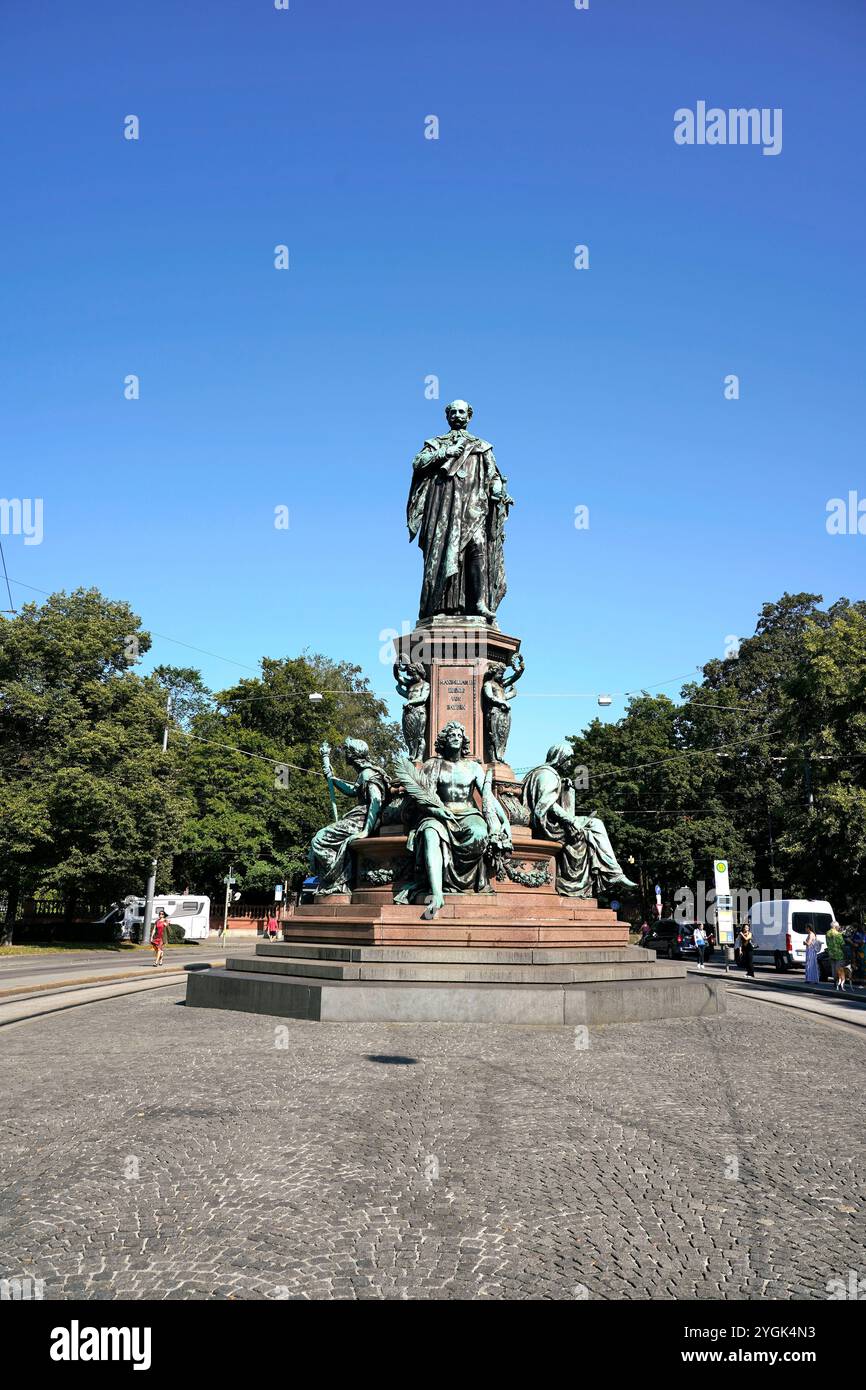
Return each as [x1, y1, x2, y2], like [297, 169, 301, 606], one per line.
[598, 694, 613, 708]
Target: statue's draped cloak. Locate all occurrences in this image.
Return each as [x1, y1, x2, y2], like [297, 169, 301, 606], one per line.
[310, 763, 389, 895]
[402, 757, 490, 894]
[523, 764, 625, 898]
[407, 432, 507, 619]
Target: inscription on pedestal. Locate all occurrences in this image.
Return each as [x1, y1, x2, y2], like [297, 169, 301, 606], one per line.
[433, 664, 480, 754]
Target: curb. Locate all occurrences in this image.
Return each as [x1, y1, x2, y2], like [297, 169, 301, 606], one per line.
[0, 971, 208, 1028]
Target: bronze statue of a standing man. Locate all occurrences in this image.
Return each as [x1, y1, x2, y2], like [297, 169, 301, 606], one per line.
[406, 400, 512, 622]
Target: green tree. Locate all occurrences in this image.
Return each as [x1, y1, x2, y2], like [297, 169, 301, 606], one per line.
[778, 603, 866, 916]
[0, 589, 187, 939]
[568, 694, 750, 920]
[171, 653, 401, 897]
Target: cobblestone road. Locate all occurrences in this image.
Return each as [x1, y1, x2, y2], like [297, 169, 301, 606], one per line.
[1, 987, 863, 1300]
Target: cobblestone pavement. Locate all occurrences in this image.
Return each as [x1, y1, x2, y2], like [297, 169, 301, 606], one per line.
[1, 987, 864, 1300]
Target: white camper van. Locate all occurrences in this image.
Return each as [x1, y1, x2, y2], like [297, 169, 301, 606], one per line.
[122, 895, 211, 942]
[746, 898, 833, 973]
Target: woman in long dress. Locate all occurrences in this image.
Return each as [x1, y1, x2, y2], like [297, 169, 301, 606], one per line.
[310, 740, 389, 896]
[804, 926, 820, 984]
[735, 923, 755, 979]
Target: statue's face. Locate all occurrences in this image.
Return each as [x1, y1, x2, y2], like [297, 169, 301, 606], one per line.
[445, 401, 470, 431]
[442, 725, 465, 758]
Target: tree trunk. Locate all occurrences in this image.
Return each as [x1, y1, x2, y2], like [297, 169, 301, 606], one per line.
[1, 878, 20, 945]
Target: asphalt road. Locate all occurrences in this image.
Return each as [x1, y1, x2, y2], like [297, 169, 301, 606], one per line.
[0, 941, 256, 996]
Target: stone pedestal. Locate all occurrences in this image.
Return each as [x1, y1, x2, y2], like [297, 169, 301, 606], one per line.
[397, 618, 520, 772]
[187, 942, 725, 1025]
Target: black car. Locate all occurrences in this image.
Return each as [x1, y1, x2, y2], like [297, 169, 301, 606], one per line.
[642, 919, 710, 961]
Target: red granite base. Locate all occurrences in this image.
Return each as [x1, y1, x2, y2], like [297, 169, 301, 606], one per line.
[281, 892, 628, 949]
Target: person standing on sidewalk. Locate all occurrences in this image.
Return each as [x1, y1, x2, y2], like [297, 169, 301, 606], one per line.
[150, 909, 167, 967]
[735, 923, 755, 979]
[804, 925, 820, 984]
[826, 920, 848, 991]
[265, 911, 279, 942]
[693, 922, 708, 968]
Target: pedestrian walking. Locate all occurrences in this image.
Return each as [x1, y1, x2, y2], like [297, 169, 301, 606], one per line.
[804, 925, 820, 984]
[150, 909, 168, 967]
[693, 922, 708, 968]
[735, 923, 755, 978]
[265, 911, 279, 942]
[826, 921, 848, 991]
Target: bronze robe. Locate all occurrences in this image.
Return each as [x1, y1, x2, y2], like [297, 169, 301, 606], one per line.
[407, 431, 507, 619]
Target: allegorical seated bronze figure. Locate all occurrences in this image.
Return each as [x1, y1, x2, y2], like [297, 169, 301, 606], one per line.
[394, 720, 512, 918]
[522, 742, 636, 899]
[406, 399, 513, 622]
[309, 740, 389, 896]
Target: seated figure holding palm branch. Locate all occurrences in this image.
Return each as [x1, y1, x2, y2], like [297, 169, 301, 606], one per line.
[394, 720, 512, 919]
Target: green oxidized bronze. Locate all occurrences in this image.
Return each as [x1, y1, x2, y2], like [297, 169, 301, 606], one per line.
[393, 721, 512, 918]
[393, 653, 429, 761]
[406, 400, 513, 622]
[309, 740, 389, 896]
[522, 743, 637, 899]
[482, 653, 525, 762]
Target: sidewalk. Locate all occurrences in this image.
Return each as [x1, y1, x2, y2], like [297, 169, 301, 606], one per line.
[688, 961, 866, 1028]
[0, 942, 257, 1026]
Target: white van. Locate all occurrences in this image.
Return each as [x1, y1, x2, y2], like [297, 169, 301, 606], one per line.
[747, 898, 833, 972]
[122, 895, 212, 942]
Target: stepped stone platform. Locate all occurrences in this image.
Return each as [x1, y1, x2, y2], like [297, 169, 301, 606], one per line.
[276, 884, 631, 949]
[185, 941, 725, 1026]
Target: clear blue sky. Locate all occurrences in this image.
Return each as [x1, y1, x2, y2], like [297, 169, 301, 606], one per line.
[3, 0, 864, 769]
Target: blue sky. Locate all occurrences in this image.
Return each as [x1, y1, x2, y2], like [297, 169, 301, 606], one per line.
[2, 0, 864, 770]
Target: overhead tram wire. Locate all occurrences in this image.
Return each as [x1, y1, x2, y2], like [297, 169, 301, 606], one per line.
[2, 573, 817, 715]
[0, 538, 16, 614]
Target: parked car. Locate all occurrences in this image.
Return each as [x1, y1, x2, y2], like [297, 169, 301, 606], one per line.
[642, 920, 709, 961]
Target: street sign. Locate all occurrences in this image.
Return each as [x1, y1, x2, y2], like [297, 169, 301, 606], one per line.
[274, 885, 283, 902]
[714, 859, 735, 945]
[223, 876, 237, 885]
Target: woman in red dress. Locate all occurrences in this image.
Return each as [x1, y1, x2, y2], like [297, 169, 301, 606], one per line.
[150, 909, 167, 966]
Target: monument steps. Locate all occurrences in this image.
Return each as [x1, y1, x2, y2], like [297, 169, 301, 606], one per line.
[225, 952, 687, 985]
[187, 940, 725, 1025]
[258, 942, 652, 964]
[278, 923, 628, 947]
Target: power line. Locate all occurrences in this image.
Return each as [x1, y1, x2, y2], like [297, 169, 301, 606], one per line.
[5, 576, 256, 670]
[2, 575, 723, 702]
[174, 727, 326, 778]
[0, 538, 16, 614]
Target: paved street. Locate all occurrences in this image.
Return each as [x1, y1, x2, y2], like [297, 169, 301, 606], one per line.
[0, 942, 255, 998]
[1, 985, 863, 1301]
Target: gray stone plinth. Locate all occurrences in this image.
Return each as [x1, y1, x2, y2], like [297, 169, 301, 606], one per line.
[185, 941, 724, 1025]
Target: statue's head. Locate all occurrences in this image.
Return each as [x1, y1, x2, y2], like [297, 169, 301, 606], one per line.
[341, 737, 370, 766]
[486, 661, 506, 680]
[435, 720, 471, 759]
[546, 741, 572, 771]
[445, 400, 472, 431]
